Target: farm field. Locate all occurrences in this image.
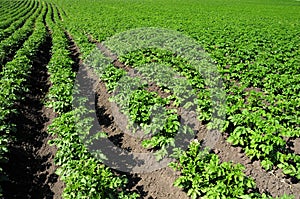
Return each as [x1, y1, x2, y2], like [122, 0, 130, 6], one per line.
[0, 0, 299, 198]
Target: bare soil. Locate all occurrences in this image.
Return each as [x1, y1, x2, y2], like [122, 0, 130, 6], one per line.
[72, 37, 189, 198]
[95, 78, 189, 199]
[0, 27, 297, 198]
[90, 42, 300, 198]
[0, 32, 64, 199]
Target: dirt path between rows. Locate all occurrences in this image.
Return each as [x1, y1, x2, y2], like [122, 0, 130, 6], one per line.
[0, 31, 64, 199]
[67, 33, 190, 199]
[93, 41, 300, 198]
[95, 80, 189, 199]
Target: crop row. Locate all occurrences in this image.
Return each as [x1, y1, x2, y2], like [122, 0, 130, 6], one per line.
[54, 1, 299, 174]
[0, 2, 47, 196]
[44, 3, 139, 198]
[66, 21, 284, 198]
[170, 140, 293, 199]
[57, 1, 298, 196]
[0, 0, 26, 21]
[0, 0, 26, 23]
[0, 0, 38, 41]
[0, 0, 34, 31]
[85, 40, 293, 198]
[0, 0, 298, 197]
[0, 0, 41, 68]
[90, 52, 204, 156]
[116, 44, 300, 179]
[50, 2, 64, 23]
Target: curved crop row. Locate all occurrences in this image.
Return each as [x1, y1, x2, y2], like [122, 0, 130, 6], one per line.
[0, 0, 38, 41]
[0, 2, 47, 196]
[87, 54, 199, 158]
[45, 3, 74, 114]
[0, 0, 10, 11]
[57, 0, 300, 196]
[61, 11, 265, 198]
[0, 0, 41, 68]
[0, 0, 35, 31]
[0, 0, 25, 21]
[44, 3, 139, 198]
[86, 45, 292, 198]
[0, 1, 17, 16]
[51, 1, 68, 21]
[53, 4, 64, 22]
[117, 45, 300, 180]
[49, 2, 59, 23]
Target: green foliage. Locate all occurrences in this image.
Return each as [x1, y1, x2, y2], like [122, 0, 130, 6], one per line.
[0, 0, 41, 66]
[100, 64, 126, 92]
[39, 0, 300, 197]
[48, 108, 139, 199]
[0, 2, 48, 196]
[128, 89, 167, 124]
[0, 0, 37, 40]
[109, 78, 181, 154]
[45, 5, 139, 198]
[142, 109, 179, 149]
[0, 0, 33, 31]
[120, 48, 206, 90]
[45, 5, 75, 113]
[170, 141, 280, 199]
[0, 0, 27, 23]
[115, 22, 300, 180]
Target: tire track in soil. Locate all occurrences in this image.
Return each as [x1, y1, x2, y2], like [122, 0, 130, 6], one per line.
[95, 41, 300, 198]
[0, 30, 64, 199]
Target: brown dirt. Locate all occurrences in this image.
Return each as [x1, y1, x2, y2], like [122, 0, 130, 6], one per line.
[91, 42, 300, 198]
[0, 32, 64, 199]
[210, 134, 300, 197]
[288, 138, 300, 156]
[67, 48, 182, 196]
[95, 83, 148, 153]
[94, 76, 189, 199]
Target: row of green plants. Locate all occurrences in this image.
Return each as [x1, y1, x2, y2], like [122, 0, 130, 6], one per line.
[0, 0, 26, 22]
[109, 76, 182, 157]
[55, 4, 296, 198]
[0, 2, 47, 196]
[53, 0, 300, 179]
[209, 25, 300, 178]
[217, 45, 300, 177]
[84, 47, 293, 198]
[75, 29, 291, 198]
[0, 0, 11, 12]
[118, 48, 212, 121]
[45, 4, 74, 114]
[0, 0, 34, 31]
[0, 0, 27, 24]
[170, 140, 293, 199]
[45, 3, 139, 198]
[49, 0, 299, 197]
[92, 43, 297, 198]
[0, 0, 41, 67]
[117, 47, 300, 180]
[50, 2, 65, 23]
[84, 49, 194, 159]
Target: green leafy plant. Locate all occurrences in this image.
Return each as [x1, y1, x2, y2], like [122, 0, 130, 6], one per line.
[169, 141, 290, 199]
[0, 3, 48, 196]
[45, 6, 139, 198]
[100, 64, 126, 92]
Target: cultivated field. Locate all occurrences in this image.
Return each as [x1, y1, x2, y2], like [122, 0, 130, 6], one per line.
[0, 0, 299, 198]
